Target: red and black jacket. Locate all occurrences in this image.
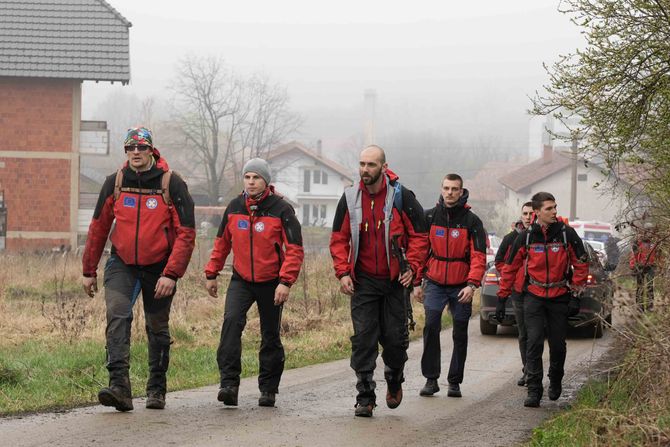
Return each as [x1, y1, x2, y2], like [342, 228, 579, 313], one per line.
[629, 238, 657, 269]
[494, 221, 526, 293]
[330, 170, 429, 285]
[205, 187, 304, 285]
[82, 156, 196, 279]
[498, 221, 588, 299]
[423, 190, 487, 287]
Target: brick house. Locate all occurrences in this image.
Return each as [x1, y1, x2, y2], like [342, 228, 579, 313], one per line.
[0, 0, 131, 251]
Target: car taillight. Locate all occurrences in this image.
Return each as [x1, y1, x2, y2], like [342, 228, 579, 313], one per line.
[484, 273, 499, 285]
[587, 274, 596, 285]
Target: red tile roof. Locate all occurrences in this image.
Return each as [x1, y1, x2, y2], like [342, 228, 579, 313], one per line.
[498, 151, 573, 192]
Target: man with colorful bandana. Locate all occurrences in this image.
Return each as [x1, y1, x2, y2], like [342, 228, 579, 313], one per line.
[205, 158, 304, 408]
[82, 127, 195, 412]
[330, 145, 429, 417]
[497, 192, 588, 407]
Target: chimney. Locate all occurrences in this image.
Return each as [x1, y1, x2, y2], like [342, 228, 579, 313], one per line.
[543, 144, 553, 164]
[363, 89, 376, 146]
[316, 139, 322, 157]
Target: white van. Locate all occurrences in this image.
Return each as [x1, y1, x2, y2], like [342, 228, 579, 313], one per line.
[570, 220, 613, 242]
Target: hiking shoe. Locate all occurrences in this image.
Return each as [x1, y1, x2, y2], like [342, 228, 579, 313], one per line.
[517, 374, 527, 387]
[217, 386, 239, 406]
[548, 382, 562, 401]
[146, 391, 165, 410]
[524, 390, 542, 407]
[386, 383, 403, 409]
[98, 386, 133, 412]
[447, 383, 462, 398]
[419, 379, 440, 396]
[258, 392, 276, 407]
[354, 403, 375, 417]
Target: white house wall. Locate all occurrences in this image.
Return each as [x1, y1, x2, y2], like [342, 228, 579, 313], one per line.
[504, 164, 626, 225]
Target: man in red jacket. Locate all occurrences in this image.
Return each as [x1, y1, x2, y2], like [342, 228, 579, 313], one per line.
[330, 145, 428, 417]
[494, 201, 532, 386]
[497, 192, 588, 407]
[415, 174, 487, 398]
[205, 158, 304, 408]
[82, 127, 196, 412]
[629, 224, 658, 311]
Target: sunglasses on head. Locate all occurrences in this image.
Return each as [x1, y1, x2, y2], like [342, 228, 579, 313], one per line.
[124, 145, 151, 153]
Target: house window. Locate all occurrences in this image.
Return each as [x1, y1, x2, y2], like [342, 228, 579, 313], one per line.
[320, 205, 327, 219]
[303, 170, 311, 192]
[313, 170, 321, 184]
[312, 205, 319, 224]
[578, 174, 587, 182]
[321, 171, 328, 184]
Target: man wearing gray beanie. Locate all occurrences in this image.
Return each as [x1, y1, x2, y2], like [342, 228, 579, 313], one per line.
[243, 158, 272, 187]
[205, 156, 304, 408]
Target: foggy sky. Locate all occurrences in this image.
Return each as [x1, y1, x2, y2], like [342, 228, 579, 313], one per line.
[83, 0, 583, 155]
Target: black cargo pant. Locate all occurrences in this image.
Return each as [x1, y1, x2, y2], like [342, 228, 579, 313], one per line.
[511, 291, 527, 374]
[217, 276, 284, 393]
[635, 266, 655, 311]
[523, 293, 569, 393]
[350, 272, 408, 406]
[103, 255, 173, 395]
[421, 280, 472, 384]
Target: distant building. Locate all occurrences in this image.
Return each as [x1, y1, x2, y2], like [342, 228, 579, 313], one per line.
[498, 146, 628, 225]
[0, 0, 131, 251]
[268, 142, 354, 228]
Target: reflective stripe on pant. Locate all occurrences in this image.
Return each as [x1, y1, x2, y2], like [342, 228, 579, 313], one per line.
[512, 291, 527, 372]
[523, 293, 569, 391]
[350, 272, 407, 406]
[217, 276, 285, 393]
[420, 280, 472, 383]
[103, 255, 173, 391]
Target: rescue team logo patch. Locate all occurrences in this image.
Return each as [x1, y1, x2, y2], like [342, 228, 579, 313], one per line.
[435, 228, 445, 237]
[254, 222, 265, 232]
[551, 245, 560, 253]
[450, 229, 460, 238]
[123, 197, 136, 208]
[237, 220, 249, 230]
[146, 198, 158, 209]
[533, 245, 545, 253]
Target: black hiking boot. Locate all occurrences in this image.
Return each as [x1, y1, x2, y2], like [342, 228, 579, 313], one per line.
[548, 381, 562, 401]
[98, 386, 133, 412]
[517, 374, 527, 387]
[524, 389, 542, 407]
[354, 402, 375, 417]
[447, 383, 462, 398]
[217, 386, 239, 406]
[146, 391, 166, 409]
[419, 379, 440, 396]
[258, 392, 276, 407]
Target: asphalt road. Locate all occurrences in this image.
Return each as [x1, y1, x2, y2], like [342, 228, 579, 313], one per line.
[1, 320, 613, 447]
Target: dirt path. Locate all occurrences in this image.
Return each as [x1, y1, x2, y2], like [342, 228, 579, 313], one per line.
[1, 320, 613, 447]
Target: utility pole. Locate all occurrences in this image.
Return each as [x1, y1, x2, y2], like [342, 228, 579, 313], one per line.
[569, 136, 578, 221]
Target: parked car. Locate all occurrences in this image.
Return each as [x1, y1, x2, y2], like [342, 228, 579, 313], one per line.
[479, 240, 613, 337]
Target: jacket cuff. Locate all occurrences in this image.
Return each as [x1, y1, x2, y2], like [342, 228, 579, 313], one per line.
[280, 280, 292, 288]
[83, 272, 96, 278]
[337, 272, 350, 280]
[206, 274, 218, 280]
[162, 273, 178, 281]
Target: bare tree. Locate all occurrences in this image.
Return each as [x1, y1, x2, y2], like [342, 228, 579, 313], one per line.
[170, 56, 302, 204]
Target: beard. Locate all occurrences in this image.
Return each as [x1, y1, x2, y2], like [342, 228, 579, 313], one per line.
[361, 170, 382, 185]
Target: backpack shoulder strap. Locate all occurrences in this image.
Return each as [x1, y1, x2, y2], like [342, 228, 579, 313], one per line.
[392, 181, 403, 212]
[161, 170, 173, 206]
[113, 169, 123, 201]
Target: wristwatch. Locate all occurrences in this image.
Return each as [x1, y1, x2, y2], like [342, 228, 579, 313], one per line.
[467, 283, 477, 291]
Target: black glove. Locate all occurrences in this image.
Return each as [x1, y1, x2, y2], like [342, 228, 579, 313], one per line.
[496, 297, 507, 322]
[567, 296, 580, 317]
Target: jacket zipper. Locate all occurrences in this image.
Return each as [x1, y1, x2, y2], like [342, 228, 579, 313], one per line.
[134, 174, 142, 265]
[444, 209, 450, 284]
[372, 199, 378, 276]
[249, 213, 255, 282]
[544, 232, 550, 298]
